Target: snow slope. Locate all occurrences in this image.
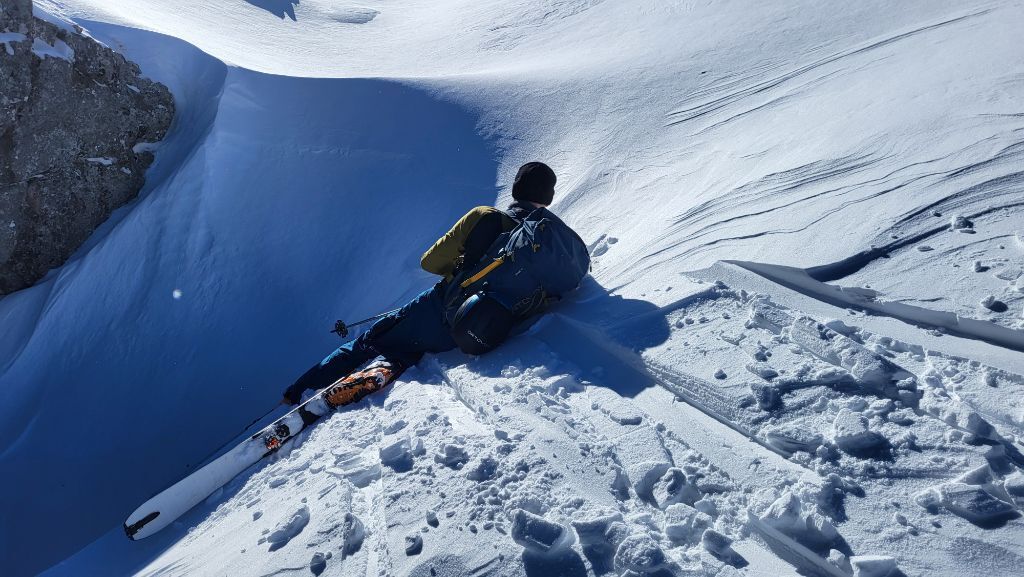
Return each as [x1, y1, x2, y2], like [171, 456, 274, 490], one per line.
[2, 0, 1023, 576]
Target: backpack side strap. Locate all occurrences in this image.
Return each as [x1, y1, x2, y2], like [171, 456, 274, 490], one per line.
[459, 256, 506, 289]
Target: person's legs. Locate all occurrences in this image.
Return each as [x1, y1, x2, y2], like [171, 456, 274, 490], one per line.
[369, 283, 457, 360]
[284, 283, 458, 403]
[283, 338, 378, 403]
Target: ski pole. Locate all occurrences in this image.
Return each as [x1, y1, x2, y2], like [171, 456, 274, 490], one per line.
[242, 405, 280, 432]
[188, 404, 282, 471]
[330, 307, 402, 338]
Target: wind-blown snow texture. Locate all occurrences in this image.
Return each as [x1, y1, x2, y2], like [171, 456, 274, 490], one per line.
[3, 1, 1023, 576]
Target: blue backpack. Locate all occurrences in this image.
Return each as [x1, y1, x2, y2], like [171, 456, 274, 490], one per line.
[445, 208, 590, 331]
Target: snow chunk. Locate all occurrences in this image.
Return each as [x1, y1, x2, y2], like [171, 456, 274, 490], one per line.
[510, 509, 573, 554]
[404, 533, 423, 556]
[32, 37, 74, 61]
[341, 513, 365, 555]
[764, 421, 823, 455]
[789, 318, 900, 390]
[309, 551, 328, 576]
[915, 482, 1016, 523]
[626, 460, 672, 501]
[701, 528, 734, 557]
[750, 381, 780, 410]
[466, 455, 499, 481]
[383, 418, 407, 434]
[980, 295, 1008, 313]
[663, 503, 710, 542]
[266, 505, 309, 550]
[759, 491, 839, 548]
[379, 436, 413, 470]
[832, 409, 886, 455]
[829, 549, 852, 573]
[850, 555, 897, 577]
[1005, 471, 1024, 499]
[86, 157, 115, 166]
[949, 215, 973, 231]
[435, 443, 470, 468]
[607, 404, 643, 425]
[651, 467, 701, 509]
[571, 507, 623, 544]
[613, 533, 667, 574]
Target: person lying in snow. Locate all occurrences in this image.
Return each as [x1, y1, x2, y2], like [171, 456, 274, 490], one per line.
[282, 161, 591, 407]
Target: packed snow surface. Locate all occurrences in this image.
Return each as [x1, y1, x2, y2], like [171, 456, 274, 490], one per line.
[3, 1, 1023, 576]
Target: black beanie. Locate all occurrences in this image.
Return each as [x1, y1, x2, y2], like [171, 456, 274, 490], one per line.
[511, 162, 556, 206]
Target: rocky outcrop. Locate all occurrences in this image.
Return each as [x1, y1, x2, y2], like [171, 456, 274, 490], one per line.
[0, 0, 173, 294]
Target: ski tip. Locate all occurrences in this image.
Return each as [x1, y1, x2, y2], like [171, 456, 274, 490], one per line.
[124, 510, 160, 540]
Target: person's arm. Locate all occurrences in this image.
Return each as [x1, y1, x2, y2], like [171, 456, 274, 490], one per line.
[421, 207, 503, 278]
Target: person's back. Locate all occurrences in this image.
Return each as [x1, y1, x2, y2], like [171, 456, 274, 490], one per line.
[283, 161, 586, 405]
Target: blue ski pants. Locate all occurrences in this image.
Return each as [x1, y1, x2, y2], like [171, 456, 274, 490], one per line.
[284, 282, 456, 403]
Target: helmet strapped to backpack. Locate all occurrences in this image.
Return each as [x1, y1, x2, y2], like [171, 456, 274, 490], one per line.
[450, 292, 517, 355]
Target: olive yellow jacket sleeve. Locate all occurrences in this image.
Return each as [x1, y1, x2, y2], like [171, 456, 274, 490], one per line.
[420, 207, 499, 279]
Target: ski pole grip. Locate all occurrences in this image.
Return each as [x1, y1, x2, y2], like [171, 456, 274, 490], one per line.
[331, 320, 349, 338]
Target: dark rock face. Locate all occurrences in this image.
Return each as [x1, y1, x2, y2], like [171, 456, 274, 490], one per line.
[0, 0, 174, 294]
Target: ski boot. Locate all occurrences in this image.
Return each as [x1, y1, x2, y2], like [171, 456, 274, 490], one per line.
[324, 359, 399, 409]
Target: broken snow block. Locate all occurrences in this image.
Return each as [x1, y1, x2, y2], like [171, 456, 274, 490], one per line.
[700, 528, 732, 556]
[613, 533, 668, 574]
[267, 506, 311, 551]
[604, 521, 632, 550]
[510, 509, 572, 554]
[434, 443, 470, 468]
[607, 401, 644, 425]
[950, 215, 973, 231]
[832, 409, 886, 454]
[342, 513, 366, 555]
[404, 533, 423, 556]
[760, 491, 838, 548]
[701, 528, 745, 565]
[746, 298, 792, 331]
[571, 508, 623, 544]
[664, 503, 711, 542]
[1005, 471, 1024, 507]
[466, 455, 499, 481]
[959, 465, 993, 486]
[940, 483, 1016, 523]
[309, 551, 328, 576]
[788, 318, 899, 391]
[764, 423, 823, 455]
[913, 487, 942, 512]
[746, 362, 779, 381]
[379, 437, 413, 470]
[960, 411, 995, 439]
[750, 381, 780, 410]
[627, 461, 671, 501]
[828, 549, 852, 574]
[652, 467, 701, 509]
[760, 491, 804, 533]
[980, 295, 1008, 312]
[850, 554, 897, 577]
